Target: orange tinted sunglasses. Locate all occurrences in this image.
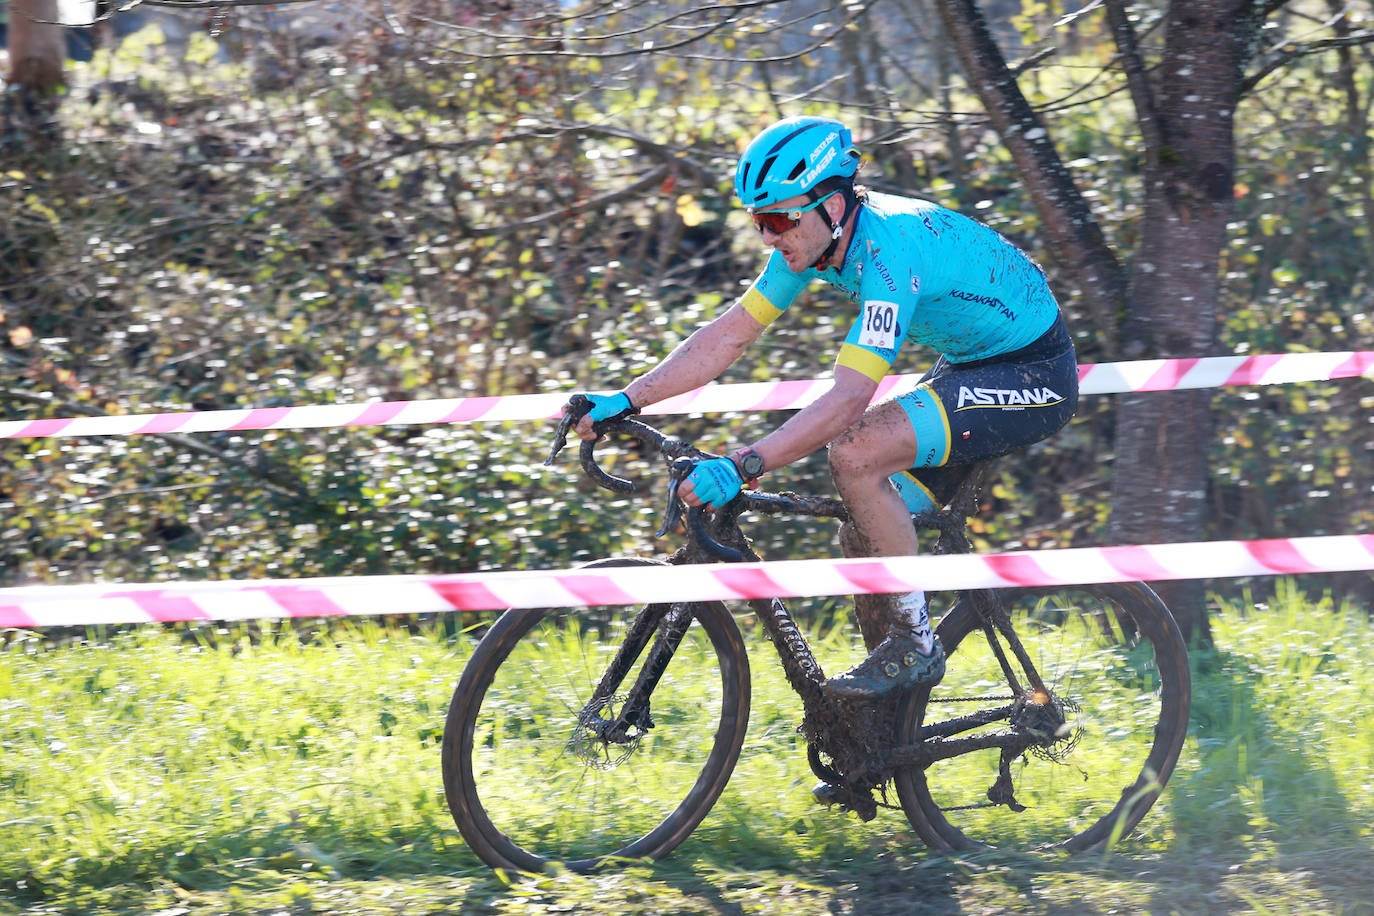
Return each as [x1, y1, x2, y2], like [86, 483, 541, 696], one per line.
[748, 191, 837, 235]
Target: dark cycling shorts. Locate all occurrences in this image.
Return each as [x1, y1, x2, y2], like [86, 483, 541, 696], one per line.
[889, 314, 1077, 513]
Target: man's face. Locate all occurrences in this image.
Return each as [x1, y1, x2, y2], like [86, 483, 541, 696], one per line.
[750, 192, 838, 272]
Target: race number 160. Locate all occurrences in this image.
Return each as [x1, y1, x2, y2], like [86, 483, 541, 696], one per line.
[860, 300, 899, 349]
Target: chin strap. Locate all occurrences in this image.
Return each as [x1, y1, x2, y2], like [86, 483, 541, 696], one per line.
[814, 190, 859, 271]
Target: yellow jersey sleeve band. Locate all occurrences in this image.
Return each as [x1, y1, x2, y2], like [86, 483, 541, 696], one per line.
[835, 343, 892, 384]
[740, 286, 784, 326]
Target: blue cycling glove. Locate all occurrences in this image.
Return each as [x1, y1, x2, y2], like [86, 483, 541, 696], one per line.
[686, 457, 744, 509]
[584, 391, 637, 423]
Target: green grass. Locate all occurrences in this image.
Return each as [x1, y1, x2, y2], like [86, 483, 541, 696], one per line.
[3, 582, 1374, 914]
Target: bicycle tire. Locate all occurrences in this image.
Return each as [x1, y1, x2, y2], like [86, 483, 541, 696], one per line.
[441, 557, 752, 873]
[895, 581, 1190, 852]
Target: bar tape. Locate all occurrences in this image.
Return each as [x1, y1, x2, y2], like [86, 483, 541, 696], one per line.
[3, 534, 1370, 629]
[2, 351, 1370, 439]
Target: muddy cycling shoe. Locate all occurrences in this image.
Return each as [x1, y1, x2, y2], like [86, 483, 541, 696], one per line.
[812, 782, 843, 806]
[810, 781, 879, 821]
[823, 633, 946, 701]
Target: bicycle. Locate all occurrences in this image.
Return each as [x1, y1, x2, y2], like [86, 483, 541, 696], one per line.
[441, 399, 1192, 874]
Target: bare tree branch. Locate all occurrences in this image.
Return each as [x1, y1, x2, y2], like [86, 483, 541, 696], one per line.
[126, 0, 320, 8]
[1104, 0, 1163, 165]
[1241, 29, 1374, 95]
[484, 164, 670, 234]
[429, 0, 878, 64]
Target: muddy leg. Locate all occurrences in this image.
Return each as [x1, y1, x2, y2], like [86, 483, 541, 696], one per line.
[838, 520, 901, 651]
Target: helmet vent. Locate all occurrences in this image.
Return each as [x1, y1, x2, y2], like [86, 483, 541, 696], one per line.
[754, 155, 778, 190]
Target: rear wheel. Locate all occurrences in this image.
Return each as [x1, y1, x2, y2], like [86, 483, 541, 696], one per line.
[442, 557, 752, 873]
[895, 582, 1190, 851]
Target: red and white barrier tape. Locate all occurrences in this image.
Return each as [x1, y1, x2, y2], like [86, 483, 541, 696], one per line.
[3, 534, 1370, 629]
[2, 351, 1369, 440]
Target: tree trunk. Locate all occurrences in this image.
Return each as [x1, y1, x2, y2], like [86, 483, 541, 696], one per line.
[1107, 2, 1262, 643]
[6, 0, 66, 92]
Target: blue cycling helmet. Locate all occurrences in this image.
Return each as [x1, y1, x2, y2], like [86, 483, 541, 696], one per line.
[735, 116, 860, 209]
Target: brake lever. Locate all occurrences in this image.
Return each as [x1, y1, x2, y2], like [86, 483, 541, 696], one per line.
[546, 394, 591, 466]
[657, 457, 747, 562]
[656, 457, 694, 537]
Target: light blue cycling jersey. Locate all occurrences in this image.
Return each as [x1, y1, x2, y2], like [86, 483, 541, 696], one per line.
[740, 191, 1060, 382]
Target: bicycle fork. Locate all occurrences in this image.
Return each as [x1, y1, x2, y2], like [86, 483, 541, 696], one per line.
[575, 602, 696, 747]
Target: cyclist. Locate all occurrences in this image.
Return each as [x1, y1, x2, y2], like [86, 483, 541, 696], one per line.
[568, 115, 1077, 701]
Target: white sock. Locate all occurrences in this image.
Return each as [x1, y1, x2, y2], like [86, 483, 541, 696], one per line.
[894, 590, 934, 654]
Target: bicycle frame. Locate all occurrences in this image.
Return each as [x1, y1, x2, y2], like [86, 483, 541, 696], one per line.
[549, 404, 1066, 816]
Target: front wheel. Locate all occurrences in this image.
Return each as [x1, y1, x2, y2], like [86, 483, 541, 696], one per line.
[895, 581, 1191, 852]
[441, 557, 752, 873]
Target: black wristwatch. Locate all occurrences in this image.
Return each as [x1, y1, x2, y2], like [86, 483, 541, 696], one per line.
[731, 447, 766, 483]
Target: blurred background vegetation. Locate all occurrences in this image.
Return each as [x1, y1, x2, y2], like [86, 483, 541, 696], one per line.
[0, 0, 1369, 626]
